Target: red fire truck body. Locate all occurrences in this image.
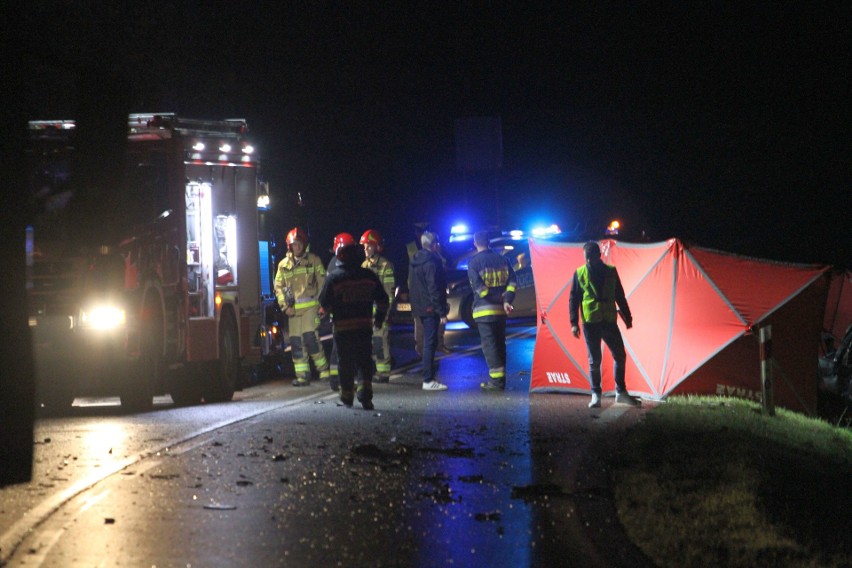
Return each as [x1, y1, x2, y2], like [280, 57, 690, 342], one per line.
[27, 113, 282, 411]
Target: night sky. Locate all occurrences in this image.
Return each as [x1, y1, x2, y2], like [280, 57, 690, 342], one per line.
[17, 3, 850, 268]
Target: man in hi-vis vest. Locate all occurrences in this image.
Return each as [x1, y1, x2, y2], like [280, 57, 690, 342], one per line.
[569, 241, 641, 408]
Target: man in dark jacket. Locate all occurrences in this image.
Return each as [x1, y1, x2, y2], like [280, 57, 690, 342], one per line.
[468, 231, 517, 391]
[569, 241, 641, 408]
[319, 233, 389, 410]
[409, 230, 449, 391]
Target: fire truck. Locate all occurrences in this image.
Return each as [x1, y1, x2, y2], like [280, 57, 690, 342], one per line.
[26, 113, 285, 412]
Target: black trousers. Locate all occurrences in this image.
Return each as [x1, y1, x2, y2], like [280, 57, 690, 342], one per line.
[476, 317, 507, 382]
[335, 329, 374, 396]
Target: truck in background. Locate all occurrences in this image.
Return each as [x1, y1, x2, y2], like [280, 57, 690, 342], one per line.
[26, 113, 285, 412]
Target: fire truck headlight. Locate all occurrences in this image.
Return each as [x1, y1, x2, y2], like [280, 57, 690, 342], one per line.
[80, 305, 127, 330]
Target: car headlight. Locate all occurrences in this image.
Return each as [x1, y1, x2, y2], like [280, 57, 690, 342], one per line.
[80, 305, 127, 330]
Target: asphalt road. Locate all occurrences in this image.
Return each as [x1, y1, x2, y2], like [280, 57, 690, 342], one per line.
[1, 321, 654, 567]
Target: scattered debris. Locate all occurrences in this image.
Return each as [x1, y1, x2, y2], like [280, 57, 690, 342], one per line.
[204, 502, 236, 510]
[104, 518, 115, 524]
[149, 473, 180, 480]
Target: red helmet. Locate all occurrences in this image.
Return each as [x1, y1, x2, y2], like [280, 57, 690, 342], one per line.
[359, 229, 383, 252]
[286, 227, 307, 246]
[333, 232, 357, 259]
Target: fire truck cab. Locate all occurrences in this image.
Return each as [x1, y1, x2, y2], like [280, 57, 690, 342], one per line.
[27, 113, 281, 412]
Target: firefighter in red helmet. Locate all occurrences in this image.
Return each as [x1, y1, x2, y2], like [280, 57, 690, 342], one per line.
[319, 233, 389, 409]
[325, 232, 356, 392]
[274, 228, 330, 386]
[360, 229, 396, 382]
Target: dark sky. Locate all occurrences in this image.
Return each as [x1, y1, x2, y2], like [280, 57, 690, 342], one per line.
[17, 2, 850, 267]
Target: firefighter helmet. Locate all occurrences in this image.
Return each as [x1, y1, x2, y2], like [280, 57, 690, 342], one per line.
[359, 229, 384, 253]
[333, 232, 357, 259]
[286, 227, 308, 247]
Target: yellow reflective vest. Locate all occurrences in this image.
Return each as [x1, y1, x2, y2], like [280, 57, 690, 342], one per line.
[576, 264, 618, 324]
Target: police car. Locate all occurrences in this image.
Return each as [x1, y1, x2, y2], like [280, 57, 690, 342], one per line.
[445, 228, 556, 328]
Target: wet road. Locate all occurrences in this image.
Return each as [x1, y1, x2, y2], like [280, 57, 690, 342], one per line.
[1, 320, 650, 567]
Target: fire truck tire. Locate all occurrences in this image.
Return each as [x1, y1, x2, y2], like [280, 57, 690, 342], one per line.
[120, 297, 162, 412]
[169, 371, 203, 406]
[203, 309, 239, 403]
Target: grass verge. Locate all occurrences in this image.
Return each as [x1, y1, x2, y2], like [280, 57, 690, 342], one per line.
[610, 395, 852, 568]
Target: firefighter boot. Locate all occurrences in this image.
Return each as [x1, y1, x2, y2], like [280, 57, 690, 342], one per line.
[339, 389, 354, 407]
[356, 383, 374, 411]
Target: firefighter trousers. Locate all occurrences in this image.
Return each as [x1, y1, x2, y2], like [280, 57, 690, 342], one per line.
[476, 317, 507, 383]
[287, 306, 329, 381]
[372, 322, 392, 378]
[335, 329, 373, 402]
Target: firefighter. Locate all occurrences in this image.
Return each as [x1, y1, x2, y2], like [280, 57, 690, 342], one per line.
[319, 233, 389, 410]
[360, 229, 396, 382]
[467, 231, 517, 391]
[274, 227, 330, 386]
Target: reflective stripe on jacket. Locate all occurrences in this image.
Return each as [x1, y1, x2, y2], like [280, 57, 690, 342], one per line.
[274, 251, 326, 312]
[468, 249, 517, 321]
[363, 254, 396, 302]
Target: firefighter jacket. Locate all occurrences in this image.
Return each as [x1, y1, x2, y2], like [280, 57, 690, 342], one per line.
[319, 261, 389, 334]
[467, 249, 517, 322]
[362, 254, 396, 305]
[274, 251, 326, 312]
[569, 262, 632, 327]
[409, 249, 448, 318]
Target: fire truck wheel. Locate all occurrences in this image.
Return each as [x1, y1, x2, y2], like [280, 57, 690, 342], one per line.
[203, 309, 239, 403]
[121, 301, 161, 412]
[169, 371, 203, 407]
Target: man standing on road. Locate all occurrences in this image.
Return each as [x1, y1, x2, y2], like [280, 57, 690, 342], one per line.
[468, 231, 517, 391]
[407, 222, 451, 356]
[569, 241, 641, 408]
[360, 229, 396, 383]
[274, 227, 331, 387]
[319, 233, 389, 410]
[409, 230, 449, 391]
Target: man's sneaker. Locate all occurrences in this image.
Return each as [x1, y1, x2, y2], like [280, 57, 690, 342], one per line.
[480, 380, 505, 391]
[615, 393, 642, 407]
[292, 378, 310, 387]
[374, 375, 389, 384]
[422, 380, 448, 391]
[588, 392, 601, 408]
[437, 345, 453, 354]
